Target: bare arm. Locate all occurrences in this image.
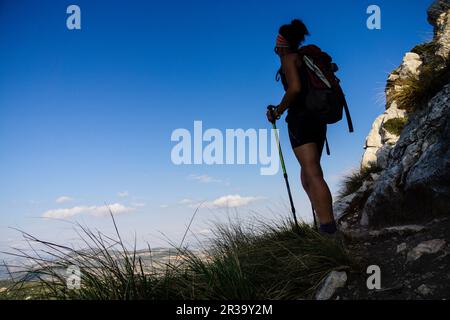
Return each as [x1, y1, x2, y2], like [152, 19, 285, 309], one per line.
[267, 52, 302, 122]
[277, 53, 302, 114]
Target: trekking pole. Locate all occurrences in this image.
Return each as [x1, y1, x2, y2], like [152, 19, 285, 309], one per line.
[267, 106, 300, 232]
[311, 204, 318, 231]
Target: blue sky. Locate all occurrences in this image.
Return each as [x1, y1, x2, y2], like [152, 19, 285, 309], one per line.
[0, 0, 433, 253]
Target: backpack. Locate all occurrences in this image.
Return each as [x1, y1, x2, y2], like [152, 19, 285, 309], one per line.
[276, 45, 354, 154]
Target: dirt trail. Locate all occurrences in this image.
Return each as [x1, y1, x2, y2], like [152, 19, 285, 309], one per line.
[337, 217, 450, 299]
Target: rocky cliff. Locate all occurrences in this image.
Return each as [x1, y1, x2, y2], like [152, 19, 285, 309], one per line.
[319, 2, 450, 299]
[334, 0, 450, 229]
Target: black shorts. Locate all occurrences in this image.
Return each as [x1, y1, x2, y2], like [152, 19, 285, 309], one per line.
[287, 113, 327, 157]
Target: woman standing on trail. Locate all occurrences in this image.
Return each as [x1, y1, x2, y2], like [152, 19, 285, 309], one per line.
[266, 19, 337, 235]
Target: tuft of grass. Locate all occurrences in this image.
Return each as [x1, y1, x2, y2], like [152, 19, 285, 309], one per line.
[388, 56, 450, 112]
[183, 220, 353, 299]
[338, 163, 382, 199]
[3, 213, 355, 300]
[382, 117, 408, 136]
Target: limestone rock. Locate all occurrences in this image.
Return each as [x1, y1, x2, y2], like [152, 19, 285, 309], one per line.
[361, 103, 407, 170]
[428, 0, 450, 58]
[399, 52, 423, 78]
[361, 148, 379, 170]
[365, 224, 426, 238]
[365, 115, 385, 148]
[383, 225, 425, 234]
[381, 127, 400, 146]
[360, 164, 403, 226]
[428, 0, 450, 26]
[374, 144, 392, 169]
[361, 85, 450, 227]
[315, 271, 347, 300]
[406, 239, 446, 262]
[416, 284, 433, 296]
[333, 180, 373, 221]
[344, 1, 450, 228]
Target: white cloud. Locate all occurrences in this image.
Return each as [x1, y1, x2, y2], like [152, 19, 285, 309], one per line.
[117, 191, 129, 198]
[55, 196, 73, 204]
[159, 204, 169, 208]
[188, 174, 221, 184]
[179, 198, 195, 205]
[204, 194, 262, 208]
[198, 229, 212, 235]
[132, 202, 146, 208]
[179, 195, 261, 209]
[43, 203, 135, 219]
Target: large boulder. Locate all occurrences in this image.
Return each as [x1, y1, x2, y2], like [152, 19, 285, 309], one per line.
[357, 1, 450, 227]
[361, 85, 450, 227]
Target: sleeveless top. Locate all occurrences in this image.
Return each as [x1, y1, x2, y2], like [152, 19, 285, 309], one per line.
[279, 60, 311, 123]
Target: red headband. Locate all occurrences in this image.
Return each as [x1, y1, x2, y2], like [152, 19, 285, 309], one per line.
[275, 34, 290, 48]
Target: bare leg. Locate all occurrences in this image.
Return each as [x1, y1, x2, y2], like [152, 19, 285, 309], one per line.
[293, 143, 334, 225]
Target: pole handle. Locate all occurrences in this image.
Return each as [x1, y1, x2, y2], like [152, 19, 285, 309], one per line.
[267, 105, 279, 125]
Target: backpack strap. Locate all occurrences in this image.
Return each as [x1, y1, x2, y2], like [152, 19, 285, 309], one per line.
[343, 95, 354, 133]
[325, 136, 331, 156]
[335, 83, 354, 133]
[302, 55, 332, 88]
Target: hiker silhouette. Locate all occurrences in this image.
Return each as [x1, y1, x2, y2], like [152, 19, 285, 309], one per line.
[268, 19, 353, 235]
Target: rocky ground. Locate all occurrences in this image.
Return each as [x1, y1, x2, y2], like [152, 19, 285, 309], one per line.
[335, 217, 450, 300]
